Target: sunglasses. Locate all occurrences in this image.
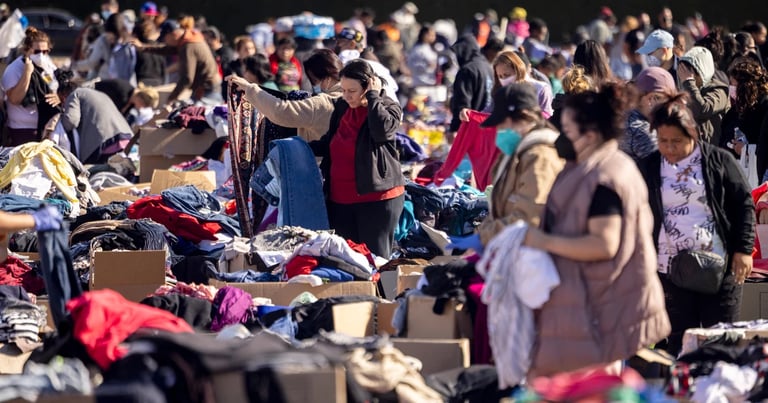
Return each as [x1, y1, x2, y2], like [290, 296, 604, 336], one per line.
[33, 49, 50, 55]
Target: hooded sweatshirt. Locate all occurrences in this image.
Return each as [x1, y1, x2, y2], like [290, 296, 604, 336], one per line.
[449, 35, 494, 132]
[168, 30, 221, 102]
[680, 46, 730, 145]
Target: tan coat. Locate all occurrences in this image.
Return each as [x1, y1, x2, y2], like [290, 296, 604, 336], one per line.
[531, 140, 670, 376]
[244, 84, 342, 142]
[476, 128, 564, 245]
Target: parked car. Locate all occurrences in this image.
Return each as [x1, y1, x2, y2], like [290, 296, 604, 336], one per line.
[21, 8, 83, 56]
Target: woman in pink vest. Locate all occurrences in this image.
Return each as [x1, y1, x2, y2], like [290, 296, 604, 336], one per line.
[524, 83, 671, 376]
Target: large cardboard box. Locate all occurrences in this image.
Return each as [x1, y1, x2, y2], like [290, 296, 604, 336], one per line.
[212, 364, 347, 403]
[392, 338, 470, 375]
[376, 302, 399, 336]
[153, 84, 192, 107]
[96, 183, 151, 205]
[333, 301, 375, 337]
[0, 344, 32, 374]
[739, 282, 768, 321]
[91, 251, 166, 302]
[209, 280, 378, 306]
[149, 170, 216, 194]
[405, 295, 473, 339]
[139, 127, 218, 182]
[397, 265, 424, 294]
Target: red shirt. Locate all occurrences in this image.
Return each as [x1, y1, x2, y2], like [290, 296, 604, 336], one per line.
[330, 106, 404, 204]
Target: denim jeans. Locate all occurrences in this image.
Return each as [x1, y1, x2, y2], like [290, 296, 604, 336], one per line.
[161, 185, 241, 236]
[37, 228, 82, 327]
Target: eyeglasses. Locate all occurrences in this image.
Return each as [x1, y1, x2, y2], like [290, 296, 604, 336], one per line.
[33, 49, 50, 55]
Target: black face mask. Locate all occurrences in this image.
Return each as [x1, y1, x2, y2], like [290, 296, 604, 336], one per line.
[554, 133, 577, 161]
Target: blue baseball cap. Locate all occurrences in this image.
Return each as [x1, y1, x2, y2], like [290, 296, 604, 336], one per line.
[636, 29, 674, 55]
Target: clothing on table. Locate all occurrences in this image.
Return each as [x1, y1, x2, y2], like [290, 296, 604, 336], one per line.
[161, 185, 240, 237]
[171, 106, 210, 133]
[140, 294, 213, 330]
[433, 111, 499, 191]
[0, 255, 45, 295]
[214, 270, 281, 283]
[37, 229, 82, 328]
[477, 222, 560, 388]
[0, 140, 79, 202]
[396, 133, 428, 163]
[0, 285, 32, 302]
[327, 195, 405, 259]
[285, 256, 319, 279]
[154, 283, 218, 302]
[0, 297, 47, 352]
[66, 289, 194, 369]
[210, 286, 254, 332]
[227, 88, 256, 239]
[288, 231, 373, 275]
[126, 195, 221, 243]
[0, 358, 92, 402]
[311, 267, 355, 282]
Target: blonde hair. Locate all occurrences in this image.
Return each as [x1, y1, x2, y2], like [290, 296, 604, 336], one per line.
[562, 66, 594, 94]
[491, 51, 527, 91]
[134, 84, 160, 108]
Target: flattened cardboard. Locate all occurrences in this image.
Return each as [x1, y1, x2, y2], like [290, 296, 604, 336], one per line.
[332, 301, 375, 337]
[376, 302, 399, 336]
[92, 251, 166, 302]
[0, 344, 31, 374]
[209, 280, 377, 306]
[149, 170, 216, 194]
[138, 126, 218, 182]
[739, 282, 768, 321]
[139, 155, 193, 182]
[212, 365, 346, 403]
[405, 295, 473, 339]
[396, 265, 424, 294]
[392, 338, 470, 375]
[14, 252, 39, 262]
[96, 183, 150, 205]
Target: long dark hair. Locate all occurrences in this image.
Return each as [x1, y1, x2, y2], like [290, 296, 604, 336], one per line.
[573, 39, 613, 86]
[242, 54, 274, 84]
[650, 93, 699, 141]
[563, 82, 631, 141]
[54, 69, 78, 96]
[303, 48, 344, 83]
[339, 59, 387, 89]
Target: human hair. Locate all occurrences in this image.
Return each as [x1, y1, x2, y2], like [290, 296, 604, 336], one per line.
[537, 55, 563, 73]
[21, 27, 51, 51]
[481, 36, 505, 59]
[695, 28, 725, 67]
[650, 93, 699, 141]
[339, 59, 386, 89]
[234, 36, 255, 53]
[529, 18, 547, 34]
[562, 66, 594, 94]
[492, 51, 527, 90]
[178, 15, 195, 30]
[303, 48, 344, 83]
[275, 36, 296, 49]
[625, 29, 646, 53]
[134, 83, 160, 108]
[54, 69, 78, 95]
[104, 12, 126, 36]
[728, 57, 768, 114]
[242, 54, 275, 84]
[201, 27, 221, 42]
[734, 31, 755, 54]
[573, 39, 613, 86]
[416, 23, 434, 44]
[563, 82, 631, 140]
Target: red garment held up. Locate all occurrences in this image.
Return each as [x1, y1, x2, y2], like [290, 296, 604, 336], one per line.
[433, 110, 500, 191]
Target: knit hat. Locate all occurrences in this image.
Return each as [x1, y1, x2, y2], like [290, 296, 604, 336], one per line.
[633, 67, 677, 95]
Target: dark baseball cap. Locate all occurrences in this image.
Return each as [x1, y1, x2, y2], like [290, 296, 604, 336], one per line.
[481, 83, 540, 127]
[159, 19, 180, 41]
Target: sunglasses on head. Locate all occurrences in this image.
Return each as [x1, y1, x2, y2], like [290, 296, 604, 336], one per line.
[33, 49, 50, 55]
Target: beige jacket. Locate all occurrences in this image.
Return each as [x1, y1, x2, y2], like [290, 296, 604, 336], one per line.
[476, 128, 564, 245]
[244, 83, 342, 142]
[531, 140, 670, 376]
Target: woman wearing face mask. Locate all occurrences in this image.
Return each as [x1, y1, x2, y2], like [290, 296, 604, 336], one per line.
[228, 49, 343, 142]
[637, 95, 754, 356]
[445, 83, 564, 253]
[524, 83, 670, 376]
[622, 67, 678, 161]
[1, 27, 61, 146]
[720, 57, 768, 186]
[677, 46, 730, 145]
[309, 59, 404, 258]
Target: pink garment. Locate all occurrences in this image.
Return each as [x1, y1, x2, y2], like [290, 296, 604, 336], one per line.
[467, 276, 492, 364]
[531, 366, 643, 401]
[433, 111, 500, 190]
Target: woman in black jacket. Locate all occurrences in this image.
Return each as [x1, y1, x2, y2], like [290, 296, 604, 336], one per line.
[310, 60, 405, 258]
[638, 95, 755, 355]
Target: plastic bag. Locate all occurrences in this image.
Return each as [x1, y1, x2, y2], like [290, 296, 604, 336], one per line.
[0, 10, 28, 59]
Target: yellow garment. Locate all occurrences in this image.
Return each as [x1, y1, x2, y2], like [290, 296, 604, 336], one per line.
[0, 140, 79, 202]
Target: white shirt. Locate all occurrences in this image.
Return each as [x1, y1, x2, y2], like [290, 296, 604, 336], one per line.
[1, 57, 38, 129]
[657, 146, 725, 273]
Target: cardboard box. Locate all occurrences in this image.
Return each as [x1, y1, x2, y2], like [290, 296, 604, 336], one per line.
[96, 183, 150, 205]
[333, 301, 375, 337]
[153, 84, 192, 107]
[209, 280, 378, 306]
[0, 344, 32, 374]
[138, 127, 218, 182]
[212, 365, 346, 403]
[392, 338, 470, 375]
[91, 251, 166, 302]
[397, 265, 424, 294]
[405, 295, 473, 339]
[376, 302, 399, 336]
[14, 252, 40, 262]
[739, 282, 768, 321]
[149, 170, 216, 194]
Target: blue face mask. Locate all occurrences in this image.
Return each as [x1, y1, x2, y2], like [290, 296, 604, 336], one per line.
[101, 10, 113, 20]
[312, 84, 323, 94]
[495, 128, 522, 155]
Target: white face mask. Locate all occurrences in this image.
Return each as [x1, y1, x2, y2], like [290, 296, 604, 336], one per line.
[29, 53, 44, 67]
[499, 75, 517, 86]
[646, 55, 662, 67]
[729, 85, 737, 100]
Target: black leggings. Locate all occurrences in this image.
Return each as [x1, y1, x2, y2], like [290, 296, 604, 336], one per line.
[327, 195, 405, 258]
[659, 272, 742, 356]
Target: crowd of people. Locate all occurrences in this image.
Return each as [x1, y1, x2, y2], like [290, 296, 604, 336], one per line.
[0, 0, 766, 400]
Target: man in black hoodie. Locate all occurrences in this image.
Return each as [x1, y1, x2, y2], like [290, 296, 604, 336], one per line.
[448, 34, 494, 137]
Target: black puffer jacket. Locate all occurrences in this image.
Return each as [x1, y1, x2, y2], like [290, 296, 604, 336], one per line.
[448, 35, 494, 132]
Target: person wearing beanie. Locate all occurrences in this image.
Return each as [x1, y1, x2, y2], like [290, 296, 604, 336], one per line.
[622, 67, 678, 160]
[678, 46, 730, 145]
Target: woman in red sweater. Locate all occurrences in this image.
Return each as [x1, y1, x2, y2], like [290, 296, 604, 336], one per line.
[310, 60, 405, 258]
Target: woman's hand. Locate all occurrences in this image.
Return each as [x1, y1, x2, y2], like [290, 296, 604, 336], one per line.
[227, 75, 250, 90]
[44, 93, 61, 108]
[524, 226, 547, 250]
[459, 108, 471, 122]
[367, 75, 382, 93]
[732, 252, 753, 285]
[677, 63, 695, 82]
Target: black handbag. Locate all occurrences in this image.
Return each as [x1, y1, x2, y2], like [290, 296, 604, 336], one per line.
[668, 249, 726, 295]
